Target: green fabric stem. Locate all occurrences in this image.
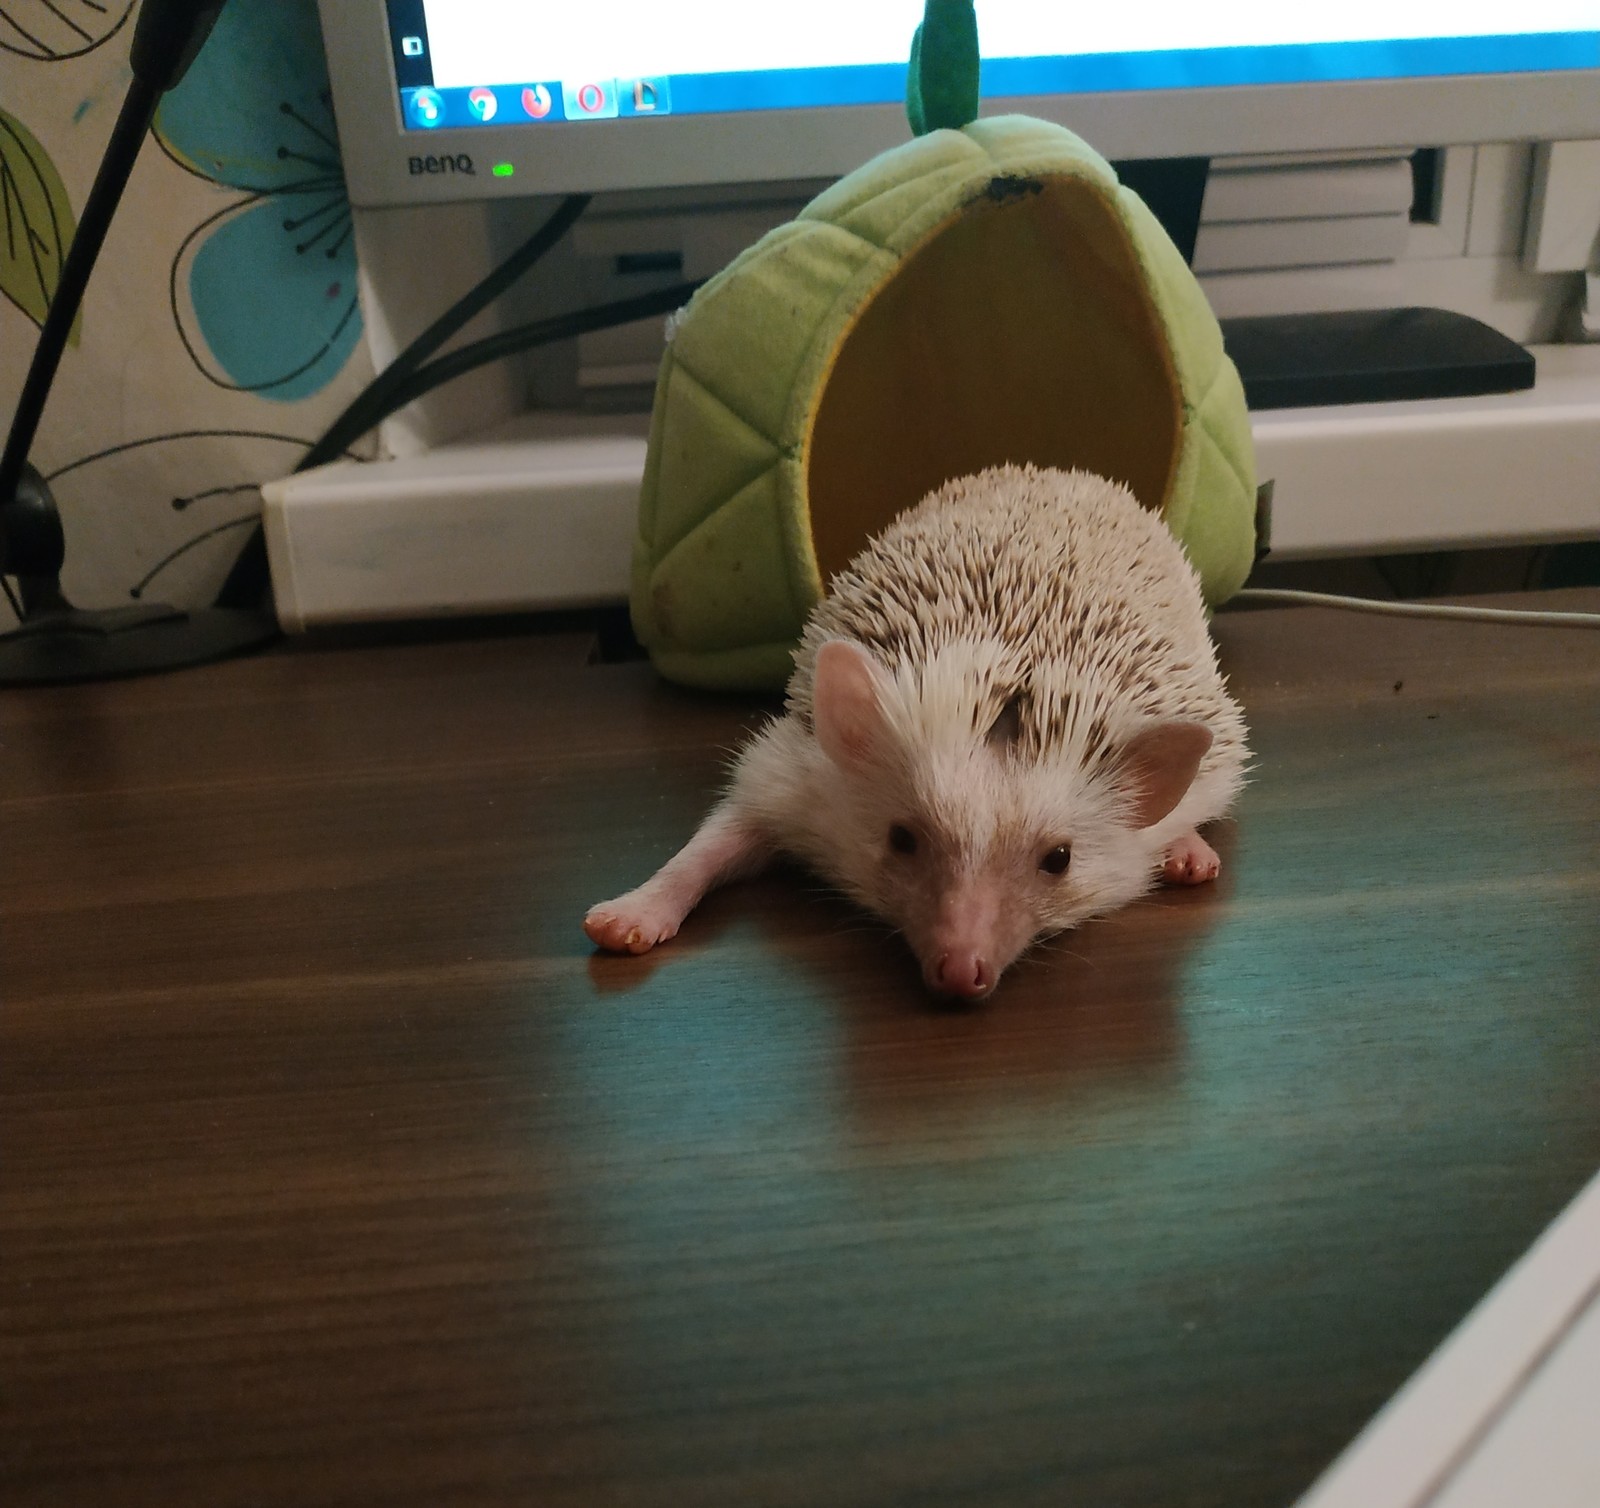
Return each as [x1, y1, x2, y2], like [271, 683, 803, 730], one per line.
[906, 0, 980, 135]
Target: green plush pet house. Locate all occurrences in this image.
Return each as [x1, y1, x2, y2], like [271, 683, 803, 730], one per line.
[631, 5, 1257, 691]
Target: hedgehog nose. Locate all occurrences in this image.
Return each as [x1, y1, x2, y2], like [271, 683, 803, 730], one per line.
[932, 951, 992, 999]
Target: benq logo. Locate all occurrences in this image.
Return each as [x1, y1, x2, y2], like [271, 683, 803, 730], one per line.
[408, 153, 476, 176]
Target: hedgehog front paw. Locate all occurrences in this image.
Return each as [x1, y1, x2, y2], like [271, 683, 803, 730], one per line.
[1161, 829, 1221, 886]
[583, 891, 686, 954]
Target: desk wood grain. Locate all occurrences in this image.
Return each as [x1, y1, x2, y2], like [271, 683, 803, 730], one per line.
[3, 594, 1598, 1508]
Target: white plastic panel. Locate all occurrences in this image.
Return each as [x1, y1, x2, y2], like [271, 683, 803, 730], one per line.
[263, 347, 1600, 629]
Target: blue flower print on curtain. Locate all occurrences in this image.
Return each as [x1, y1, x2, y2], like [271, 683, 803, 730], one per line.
[153, 0, 360, 402]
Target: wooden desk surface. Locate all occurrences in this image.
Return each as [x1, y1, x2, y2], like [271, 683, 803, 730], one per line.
[4, 592, 1598, 1508]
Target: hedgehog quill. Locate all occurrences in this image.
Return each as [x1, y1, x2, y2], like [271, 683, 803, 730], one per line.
[585, 465, 1249, 999]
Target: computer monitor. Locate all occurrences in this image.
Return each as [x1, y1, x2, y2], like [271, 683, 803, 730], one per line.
[319, 1, 1600, 208]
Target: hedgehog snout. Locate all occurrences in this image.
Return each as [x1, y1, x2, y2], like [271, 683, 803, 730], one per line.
[915, 875, 1022, 1000]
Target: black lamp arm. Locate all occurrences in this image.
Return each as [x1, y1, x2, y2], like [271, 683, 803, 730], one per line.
[130, 0, 228, 91]
[0, 0, 229, 584]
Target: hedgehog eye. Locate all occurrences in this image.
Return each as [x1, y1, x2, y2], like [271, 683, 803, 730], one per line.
[1039, 844, 1072, 876]
[888, 823, 919, 856]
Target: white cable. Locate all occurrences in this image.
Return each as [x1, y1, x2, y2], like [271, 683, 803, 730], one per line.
[1230, 587, 1600, 629]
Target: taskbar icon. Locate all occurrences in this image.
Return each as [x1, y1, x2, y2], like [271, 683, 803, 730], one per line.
[407, 86, 444, 128]
[560, 77, 671, 119]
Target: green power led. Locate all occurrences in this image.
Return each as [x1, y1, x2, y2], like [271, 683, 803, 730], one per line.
[492, 162, 515, 177]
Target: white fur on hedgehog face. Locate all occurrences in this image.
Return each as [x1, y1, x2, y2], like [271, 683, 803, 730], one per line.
[785, 638, 1179, 992]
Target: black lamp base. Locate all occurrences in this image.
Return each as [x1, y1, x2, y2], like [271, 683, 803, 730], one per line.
[0, 602, 279, 686]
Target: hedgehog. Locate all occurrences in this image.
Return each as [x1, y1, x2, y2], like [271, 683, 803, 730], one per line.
[585, 463, 1250, 999]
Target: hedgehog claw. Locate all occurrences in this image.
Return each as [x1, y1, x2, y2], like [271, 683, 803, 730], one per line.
[583, 896, 684, 954]
[1161, 829, 1221, 885]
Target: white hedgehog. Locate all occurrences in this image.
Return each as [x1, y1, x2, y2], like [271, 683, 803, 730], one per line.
[586, 464, 1249, 999]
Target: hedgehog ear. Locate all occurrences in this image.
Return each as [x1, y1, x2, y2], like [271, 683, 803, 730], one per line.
[986, 691, 1026, 751]
[813, 640, 887, 769]
[1113, 721, 1213, 829]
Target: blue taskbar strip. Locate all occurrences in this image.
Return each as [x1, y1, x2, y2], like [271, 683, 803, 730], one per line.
[401, 31, 1600, 131]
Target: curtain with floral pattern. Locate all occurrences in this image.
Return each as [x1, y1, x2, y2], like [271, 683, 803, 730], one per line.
[0, 0, 375, 623]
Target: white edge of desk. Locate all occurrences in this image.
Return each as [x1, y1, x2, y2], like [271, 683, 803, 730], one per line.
[1295, 1166, 1600, 1508]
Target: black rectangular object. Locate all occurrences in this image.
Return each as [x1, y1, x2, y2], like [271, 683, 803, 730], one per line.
[1219, 306, 1536, 410]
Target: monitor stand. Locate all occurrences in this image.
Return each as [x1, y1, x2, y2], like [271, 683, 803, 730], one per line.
[1113, 156, 1212, 265]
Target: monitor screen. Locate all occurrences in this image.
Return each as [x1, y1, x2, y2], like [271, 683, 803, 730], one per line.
[321, 1, 1600, 205]
[386, 0, 1598, 134]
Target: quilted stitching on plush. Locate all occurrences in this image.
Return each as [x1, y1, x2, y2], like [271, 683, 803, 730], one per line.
[633, 115, 1256, 689]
